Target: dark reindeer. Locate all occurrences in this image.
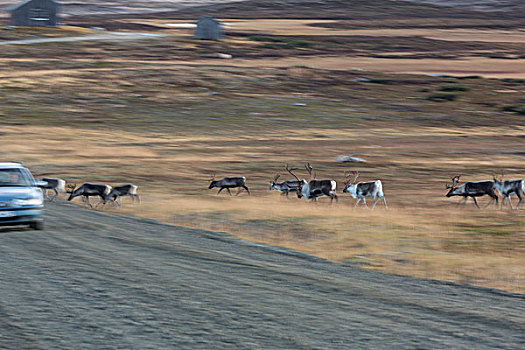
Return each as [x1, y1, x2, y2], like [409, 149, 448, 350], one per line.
[268, 165, 307, 197]
[105, 184, 140, 206]
[445, 175, 498, 209]
[493, 173, 524, 209]
[290, 163, 337, 203]
[38, 177, 67, 201]
[208, 173, 250, 196]
[342, 171, 387, 209]
[67, 183, 112, 208]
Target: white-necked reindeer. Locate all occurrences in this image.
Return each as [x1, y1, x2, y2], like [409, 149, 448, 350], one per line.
[342, 171, 387, 209]
[268, 165, 307, 197]
[39, 177, 67, 201]
[67, 183, 112, 208]
[208, 173, 250, 196]
[290, 163, 337, 203]
[445, 175, 498, 209]
[492, 173, 524, 209]
[106, 184, 140, 206]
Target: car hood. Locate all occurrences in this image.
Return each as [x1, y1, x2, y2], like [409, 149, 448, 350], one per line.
[0, 187, 41, 200]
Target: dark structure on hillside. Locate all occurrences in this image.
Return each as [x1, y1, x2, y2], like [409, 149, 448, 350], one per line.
[5, 0, 59, 27]
[194, 16, 223, 41]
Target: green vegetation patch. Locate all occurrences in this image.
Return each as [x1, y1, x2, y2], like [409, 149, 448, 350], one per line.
[439, 84, 470, 92]
[426, 92, 458, 102]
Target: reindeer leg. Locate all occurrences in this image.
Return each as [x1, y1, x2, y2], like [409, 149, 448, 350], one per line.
[485, 196, 496, 209]
[86, 196, 94, 209]
[235, 187, 243, 196]
[379, 195, 388, 209]
[354, 198, 360, 208]
[49, 189, 58, 202]
[362, 198, 368, 209]
[472, 197, 480, 209]
[243, 185, 250, 195]
[372, 196, 378, 209]
[217, 188, 225, 195]
[515, 192, 522, 209]
[226, 188, 232, 196]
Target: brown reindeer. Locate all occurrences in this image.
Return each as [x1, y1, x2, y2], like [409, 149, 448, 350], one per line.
[445, 175, 498, 209]
[292, 163, 337, 203]
[208, 173, 250, 196]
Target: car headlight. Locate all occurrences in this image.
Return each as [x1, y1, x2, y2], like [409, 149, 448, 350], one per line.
[12, 198, 43, 206]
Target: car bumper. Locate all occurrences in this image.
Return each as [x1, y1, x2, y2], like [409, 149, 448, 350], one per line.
[0, 208, 43, 226]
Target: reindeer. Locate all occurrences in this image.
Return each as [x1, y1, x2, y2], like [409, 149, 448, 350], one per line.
[342, 171, 387, 209]
[268, 165, 307, 197]
[67, 183, 112, 208]
[290, 163, 337, 203]
[208, 173, 250, 196]
[445, 175, 498, 209]
[38, 177, 67, 201]
[492, 173, 524, 209]
[105, 184, 140, 207]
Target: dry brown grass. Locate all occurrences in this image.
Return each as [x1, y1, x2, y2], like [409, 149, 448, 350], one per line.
[1, 124, 523, 293]
[0, 25, 524, 293]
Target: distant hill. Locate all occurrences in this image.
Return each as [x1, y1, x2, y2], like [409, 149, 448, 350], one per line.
[0, 0, 243, 17]
[159, 0, 510, 20]
[400, 0, 525, 12]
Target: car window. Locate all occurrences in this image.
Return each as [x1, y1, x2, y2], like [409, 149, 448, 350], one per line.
[0, 168, 32, 187]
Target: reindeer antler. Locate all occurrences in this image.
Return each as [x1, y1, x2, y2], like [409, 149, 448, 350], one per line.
[285, 164, 301, 182]
[273, 174, 281, 182]
[343, 170, 357, 186]
[209, 172, 216, 182]
[305, 162, 316, 180]
[446, 175, 461, 189]
[66, 183, 77, 193]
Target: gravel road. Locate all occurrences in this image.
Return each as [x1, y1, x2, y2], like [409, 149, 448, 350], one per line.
[0, 202, 523, 349]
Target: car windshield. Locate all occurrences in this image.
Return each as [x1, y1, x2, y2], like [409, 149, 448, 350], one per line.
[0, 168, 32, 187]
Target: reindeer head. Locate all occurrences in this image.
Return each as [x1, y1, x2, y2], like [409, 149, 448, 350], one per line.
[285, 164, 305, 198]
[445, 175, 462, 197]
[492, 172, 504, 185]
[269, 174, 280, 191]
[342, 171, 359, 195]
[208, 173, 218, 189]
[66, 183, 77, 201]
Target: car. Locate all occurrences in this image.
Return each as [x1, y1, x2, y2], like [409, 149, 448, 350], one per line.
[0, 162, 45, 230]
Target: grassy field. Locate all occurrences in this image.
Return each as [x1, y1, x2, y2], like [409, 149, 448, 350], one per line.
[0, 15, 524, 294]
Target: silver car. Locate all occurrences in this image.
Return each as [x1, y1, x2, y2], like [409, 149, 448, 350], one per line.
[0, 162, 45, 230]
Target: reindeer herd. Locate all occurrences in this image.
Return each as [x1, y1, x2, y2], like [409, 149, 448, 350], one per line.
[39, 177, 140, 208]
[210, 163, 525, 210]
[211, 163, 388, 208]
[38, 165, 524, 211]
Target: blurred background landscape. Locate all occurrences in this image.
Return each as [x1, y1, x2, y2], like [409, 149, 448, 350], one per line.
[0, 0, 523, 293]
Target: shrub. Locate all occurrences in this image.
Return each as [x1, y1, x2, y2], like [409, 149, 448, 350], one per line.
[250, 35, 285, 43]
[426, 92, 458, 102]
[368, 78, 394, 84]
[439, 84, 469, 92]
[502, 105, 525, 115]
[457, 75, 481, 80]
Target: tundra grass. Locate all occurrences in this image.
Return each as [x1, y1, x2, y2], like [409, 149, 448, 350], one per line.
[0, 39, 524, 293]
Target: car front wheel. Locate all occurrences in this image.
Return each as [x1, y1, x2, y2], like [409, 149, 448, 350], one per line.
[30, 221, 44, 230]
